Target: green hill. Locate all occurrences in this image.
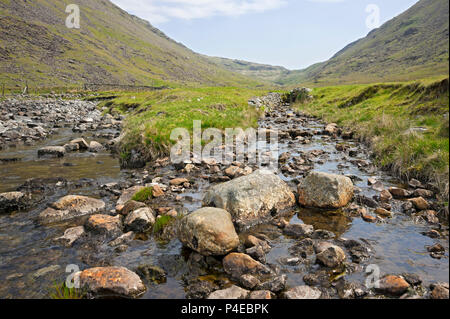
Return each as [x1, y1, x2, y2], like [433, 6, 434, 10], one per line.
[0, 0, 259, 88]
[206, 56, 290, 84]
[277, 0, 449, 86]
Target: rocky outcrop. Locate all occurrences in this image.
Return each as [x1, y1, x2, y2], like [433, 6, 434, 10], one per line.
[298, 171, 354, 208]
[178, 207, 239, 256]
[38, 195, 105, 224]
[76, 266, 146, 298]
[203, 169, 296, 228]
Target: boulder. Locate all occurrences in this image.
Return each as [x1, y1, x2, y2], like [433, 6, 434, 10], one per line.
[124, 207, 155, 232]
[408, 197, 430, 210]
[89, 141, 104, 152]
[430, 282, 449, 299]
[314, 242, 346, 268]
[222, 253, 271, 279]
[207, 285, 249, 299]
[85, 214, 122, 236]
[37, 146, 66, 158]
[178, 207, 239, 256]
[249, 290, 275, 299]
[282, 286, 322, 299]
[38, 195, 105, 224]
[54, 226, 85, 247]
[375, 275, 410, 296]
[298, 171, 354, 208]
[203, 169, 296, 228]
[388, 187, 412, 199]
[0, 191, 28, 214]
[283, 223, 314, 238]
[76, 266, 146, 298]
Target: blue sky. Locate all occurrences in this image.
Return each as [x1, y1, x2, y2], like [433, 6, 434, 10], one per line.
[110, 0, 419, 70]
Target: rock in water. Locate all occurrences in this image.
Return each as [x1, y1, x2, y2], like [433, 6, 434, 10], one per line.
[222, 253, 271, 279]
[37, 146, 66, 158]
[76, 267, 146, 298]
[282, 286, 322, 299]
[54, 226, 85, 247]
[124, 207, 155, 232]
[85, 214, 122, 236]
[178, 207, 239, 256]
[0, 192, 28, 214]
[38, 195, 105, 224]
[375, 275, 410, 296]
[208, 285, 249, 299]
[89, 141, 104, 152]
[202, 169, 296, 228]
[314, 242, 346, 268]
[298, 171, 354, 208]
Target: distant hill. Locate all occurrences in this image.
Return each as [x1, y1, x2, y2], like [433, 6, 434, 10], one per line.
[210, 0, 449, 87]
[0, 0, 259, 88]
[206, 56, 290, 84]
[278, 0, 449, 86]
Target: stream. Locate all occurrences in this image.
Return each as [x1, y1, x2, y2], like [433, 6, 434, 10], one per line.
[0, 98, 448, 299]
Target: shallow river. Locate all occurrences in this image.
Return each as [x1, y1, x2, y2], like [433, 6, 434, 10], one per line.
[0, 105, 448, 299]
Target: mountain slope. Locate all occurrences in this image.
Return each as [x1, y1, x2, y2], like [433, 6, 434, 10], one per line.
[0, 0, 259, 88]
[277, 0, 449, 86]
[206, 56, 290, 84]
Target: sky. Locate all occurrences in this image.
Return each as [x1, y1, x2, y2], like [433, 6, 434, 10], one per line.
[110, 0, 419, 70]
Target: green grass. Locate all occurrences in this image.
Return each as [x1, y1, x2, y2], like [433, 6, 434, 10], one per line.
[153, 215, 175, 234]
[131, 187, 153, 202]
[103, 86, 270, 165]
[294, 77, 449, 198]
[48, 282, 85, 299]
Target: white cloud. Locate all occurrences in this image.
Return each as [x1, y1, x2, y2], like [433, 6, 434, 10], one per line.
[111, 0, 288, 23]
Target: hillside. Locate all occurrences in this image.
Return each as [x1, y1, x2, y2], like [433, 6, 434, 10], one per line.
[206, 56, 290, 84]
[208, 0, 449, 87]
[0, 0, 259, 88]
[277, 0, 449, 86]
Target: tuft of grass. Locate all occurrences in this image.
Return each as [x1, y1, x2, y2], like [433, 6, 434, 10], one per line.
[48, 282, 85, 300]
[153, 215, 175, 234]
[131, 187, 153, 202]
[295, 78, 449, 199]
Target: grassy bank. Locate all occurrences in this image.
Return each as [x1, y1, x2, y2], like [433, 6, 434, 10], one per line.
[294, 78, 449, 199]
[101, 87, 271, 165]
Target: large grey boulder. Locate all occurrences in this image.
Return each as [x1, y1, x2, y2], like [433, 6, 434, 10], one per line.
[178, 207, 239, 256]
[298, 171, 354, 208]
[38, 195, 105, 224]
[203, 169, 296, 228]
